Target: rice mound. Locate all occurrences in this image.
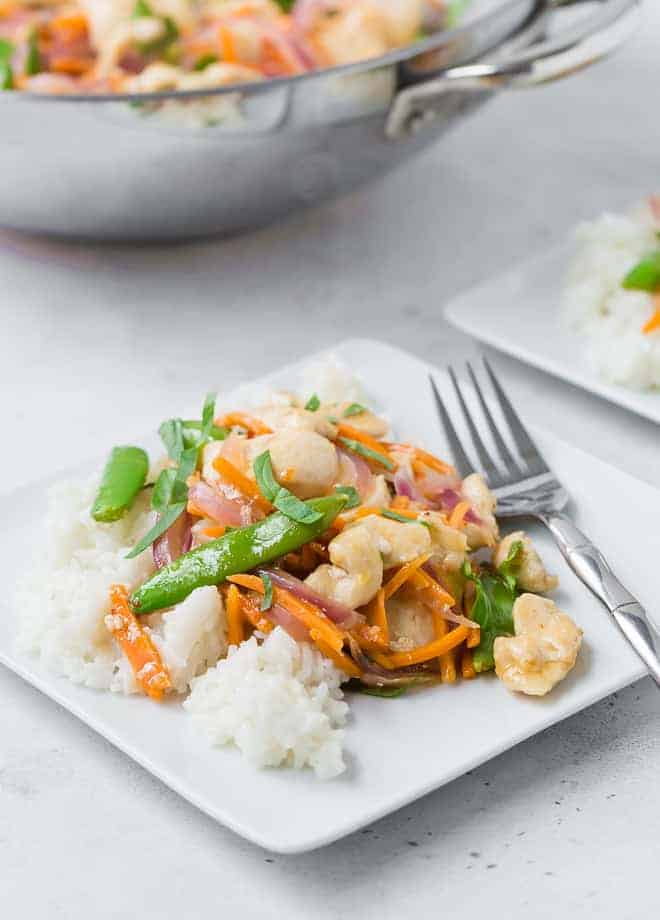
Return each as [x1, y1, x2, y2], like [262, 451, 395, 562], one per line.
[562, 205, 660, 390]
[184, 627, 349, 780]
[16, 475, 227, 694]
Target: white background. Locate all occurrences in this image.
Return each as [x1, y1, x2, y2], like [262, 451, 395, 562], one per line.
[2, 3, 659, 917]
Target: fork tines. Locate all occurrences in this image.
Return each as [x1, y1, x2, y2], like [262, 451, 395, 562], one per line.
[429, 357, 549, 489]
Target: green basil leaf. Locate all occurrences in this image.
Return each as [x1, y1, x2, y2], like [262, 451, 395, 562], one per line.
[260, 573, 274, 612]
[496, 539, 524, 591]
[355, 684, 408, 698]
[177, 446, 198, 482]
[304, 393, 321, 412]
[194, 53, 218, 71]
[200, 391, 217, 442]
[0, 38, 14, 90]
[273, 0, 294, 11]
[25, 30, 41, 76]
[462, 561, 517, 672]
[151, 468, 176, 511]
[132, 0, 153, 16]
[338, 437, 394, 471]
[253, 450, 323, 524]
[622, 251, 660, 292]
[343, 403, 366, 417]
[126, 502, 186, 559]
[334, 486, 360, 509]
[159, 418, 184, 463]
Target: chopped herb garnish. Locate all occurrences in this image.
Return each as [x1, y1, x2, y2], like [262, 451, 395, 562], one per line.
[132, 0, 153, 16]
[200, 391, 217, 441]
[194, 53, 218, 71]
[0, 38, 14, 90]
[253, 450, 324, 524]
[343, 403, 366, 417]
[159, 418, 185, 463]
[496, 539, 524, 590]
[334, 485, 361, 509]
[260, 573, 274, 612]
[381, 508, 429, 528]
[304, 393, 321, 412]
[25, 30, 41, 76]
[622, 250, 660, 292]
[354, 683, 408, 698]
[126, 502, 187, 559]
[462, 559, 519, 672]
[338, 436, 394, 471]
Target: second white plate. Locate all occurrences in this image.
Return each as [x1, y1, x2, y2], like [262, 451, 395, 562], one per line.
[444, 242, 660, 425]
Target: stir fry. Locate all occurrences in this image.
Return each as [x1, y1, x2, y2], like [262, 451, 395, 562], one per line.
[0, 0, 464, 95]
[97, 387, 582, 700]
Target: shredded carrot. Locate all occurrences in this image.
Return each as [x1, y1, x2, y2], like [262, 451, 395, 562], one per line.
[387, 444, 454, 475]
[213, 455, 273, 512]
[448, 500, 471, 530]
[642, 299, 660, 334]
[202, 524, 226, 539]
[50, 12, 88, 40]
[215, 412, 272, 436]
[386, 505, 420, 520]
[372, 625, 470, 669]
[466, 627, 481, 649]
[461, 648, 476, 679]
[228, 573, 264, 592]
[337, 423, 393, 465]
[333, 507, 382, 531]
[106, 586, 171, 701]
[410, 568, 455, 607]
[260, 34, 306, 76]
[226, 584, 245, 647]
[431, 610, 456, 683]
[280, 467, 296, 484]
[383, 553, 432, 601]
[351, 622, 389, 653]
[240, 593, 273, 634]
[311, 633, 362, 678]
[50, 57, 91, 75]
[363, 587, 389, 644]
[390, 495, 411, 510]
[228, 576, 346, 653]
[218, 24, 237, 63]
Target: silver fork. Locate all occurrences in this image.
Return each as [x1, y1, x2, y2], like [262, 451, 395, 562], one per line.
[429, 358, 660, 687]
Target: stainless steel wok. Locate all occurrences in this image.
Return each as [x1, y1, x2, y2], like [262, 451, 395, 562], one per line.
[0, 0, 640, 240]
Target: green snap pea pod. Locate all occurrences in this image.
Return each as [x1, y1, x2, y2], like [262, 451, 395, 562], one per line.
[91, 446, 150, 523]
[131, 494, 346, 614]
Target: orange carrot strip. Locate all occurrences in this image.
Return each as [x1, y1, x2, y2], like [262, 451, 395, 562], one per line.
[390, 495, 411, 510]
[642, 301, 660, 334]
[461, 648, 476, 679]
[218, 24, 237, 63]
[106, 585, 171, 701]
[410, 568, 455, 607]
[226, 583, 245, 647]
[50, 57, 91, 75]
[240, 593, 273, 634]
[50, 12, 88, 41]
[227, 573, 264, 592]
[213, 455, 273, 512]
[449, 500, 471, 530]
[311, 633, 362, 678]
[351, 622, 389, 653]
[431, 609, 456, 683]
[387, 444, 454, 475]
[383, 553, 432, 601]
[337, 423, 393, 464]
[372, 625, 470, 669]
[466, 627, 481, 649]
[215, 412, 272, 436]
[203, 524, 226, 539]
[363, 587, 389, 644]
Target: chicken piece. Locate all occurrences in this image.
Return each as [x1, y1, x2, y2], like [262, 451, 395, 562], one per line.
[494, 594, 582, 696]
[256, 404, 337, 439]
[305, 525, 383, 609]
[371, 0, 424, 45]
[326, 403, 389, 438]
[305, 514, 430, 609]
[461, 473, 499, 549]
[126, 61, 262, 92]
[494, 531, 559, 594]
[386, 584, 435, 652]
[418, 510, 468, 572]
[362, 474, 391, 508]
[268, 428, 339, 499]
[304, 1, 391, 67]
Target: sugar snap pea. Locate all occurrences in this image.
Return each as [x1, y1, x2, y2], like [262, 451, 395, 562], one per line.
[131, 493, 346, 614]
[91, 446, 149, 523]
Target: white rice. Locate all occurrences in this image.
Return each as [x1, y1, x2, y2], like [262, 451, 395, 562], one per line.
[562, 202, 660, 390]
[184, 628, 349, 780]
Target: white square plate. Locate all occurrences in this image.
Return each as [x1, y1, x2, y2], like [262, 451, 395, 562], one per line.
[444, 242, 660, 425]
[0, 339, 652, 853]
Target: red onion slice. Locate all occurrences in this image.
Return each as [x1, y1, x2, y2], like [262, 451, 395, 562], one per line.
[188, 479, 256, 528]
[258, 567, 364, 629]
[153, 511, 192, 569]
[266, 604, 310, 642]
[393, 467, 425, 503]
[336, 446, 372, 498]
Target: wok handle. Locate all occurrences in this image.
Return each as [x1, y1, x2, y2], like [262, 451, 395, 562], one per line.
[386, 0, 641, 139]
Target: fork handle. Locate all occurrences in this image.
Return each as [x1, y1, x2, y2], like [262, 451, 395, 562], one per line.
[541, 513, 660, 687]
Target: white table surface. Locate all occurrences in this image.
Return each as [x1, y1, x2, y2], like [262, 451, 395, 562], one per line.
[2, 6, 659, 918]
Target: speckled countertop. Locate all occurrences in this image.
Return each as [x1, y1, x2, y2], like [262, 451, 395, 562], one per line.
[2, 5, 659, 917]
